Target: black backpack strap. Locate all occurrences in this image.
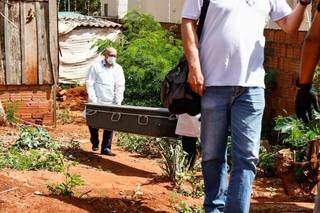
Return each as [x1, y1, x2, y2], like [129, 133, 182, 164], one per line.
[196, 0, 210, 38]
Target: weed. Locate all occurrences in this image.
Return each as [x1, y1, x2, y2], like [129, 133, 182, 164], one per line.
[0, 126, 64, 172]
[117, 133, 162, 158]
[4, 100, 20, 124]
[158, 139, 187, 185]
[174, 201, 204, 213]
[57, 108, 74, 125]
[47, 161, 84, 196]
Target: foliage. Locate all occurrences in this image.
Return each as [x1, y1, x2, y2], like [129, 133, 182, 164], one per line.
[274, 111, 320, 162]
[158, 139, 187, 185]
[0, 126, 64, 172]
[274, 112, 320, 149]
[0, 148, 64, 171]
[47, 161, 84, 196]
[57, 108, 74, 125]
[258, 145, 282, 177]
[117, 133, 162, 158]
[93, 11, 183, 107]
[174, 201, 204, 213]
[14, 126, 60, 150]
[58, 0, 101, 16]
[3, 100, 20, 124]
[177, 171, 204, 198]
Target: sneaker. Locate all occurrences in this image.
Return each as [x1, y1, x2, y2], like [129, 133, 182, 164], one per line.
[92, 146, 99, 151]
[101, 151, 116, 156]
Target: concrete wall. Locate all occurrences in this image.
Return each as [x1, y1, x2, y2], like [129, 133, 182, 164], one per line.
[101, 0, 184, 23]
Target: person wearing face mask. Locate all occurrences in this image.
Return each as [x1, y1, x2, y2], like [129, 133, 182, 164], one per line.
[86, 47, 125, 156]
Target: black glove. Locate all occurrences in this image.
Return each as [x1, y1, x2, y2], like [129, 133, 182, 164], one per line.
[295, 84, 320, 123]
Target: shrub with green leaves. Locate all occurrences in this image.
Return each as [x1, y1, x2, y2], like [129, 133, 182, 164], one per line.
[94, 11, 183, 106]
[0, 126, 64, 172]
[274, 111, 320, 162]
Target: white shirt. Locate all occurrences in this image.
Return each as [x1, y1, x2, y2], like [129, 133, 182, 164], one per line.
[86, 60, 125, 105]
[182, 0, 292, 87]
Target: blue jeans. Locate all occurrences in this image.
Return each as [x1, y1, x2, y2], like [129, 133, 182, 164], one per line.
[201, 86, 265, 213]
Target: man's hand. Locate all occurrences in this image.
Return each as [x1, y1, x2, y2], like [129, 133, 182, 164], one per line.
[295, 84, 320, 123]
[188, 67, 204, 96]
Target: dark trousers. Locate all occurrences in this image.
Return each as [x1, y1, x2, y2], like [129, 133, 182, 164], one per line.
[88, 126, 113, 153]
[181, 136, 197, 170]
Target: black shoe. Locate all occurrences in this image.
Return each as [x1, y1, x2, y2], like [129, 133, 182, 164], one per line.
[92, 146, 99, 151]
[101, 151, 116, 156]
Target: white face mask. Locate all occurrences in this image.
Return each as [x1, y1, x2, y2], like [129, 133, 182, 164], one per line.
[107, 56, 116, 65]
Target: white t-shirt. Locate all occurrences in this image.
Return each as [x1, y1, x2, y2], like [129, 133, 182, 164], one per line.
[182, 0, 292, 87]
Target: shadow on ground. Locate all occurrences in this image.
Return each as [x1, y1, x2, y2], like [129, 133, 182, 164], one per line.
[44, 195, 168, 213]
[74, 149, 157, 178]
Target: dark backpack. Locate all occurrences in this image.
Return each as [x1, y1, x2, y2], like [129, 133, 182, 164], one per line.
[160, 0, 210, 116]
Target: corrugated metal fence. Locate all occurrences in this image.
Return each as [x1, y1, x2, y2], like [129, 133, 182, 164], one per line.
[0, 0, 58, 85]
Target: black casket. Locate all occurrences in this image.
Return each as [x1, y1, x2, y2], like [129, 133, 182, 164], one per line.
[85, 104, 178, 137]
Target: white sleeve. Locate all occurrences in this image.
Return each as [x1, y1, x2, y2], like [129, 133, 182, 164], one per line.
[114, 66, 125, 105]
[182, 0, 203, 20]
[86, 65, 98, 103]
[269, 0, 292, 21]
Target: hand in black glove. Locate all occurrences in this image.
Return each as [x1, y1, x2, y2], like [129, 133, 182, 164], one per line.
[295, 84, 320, 123]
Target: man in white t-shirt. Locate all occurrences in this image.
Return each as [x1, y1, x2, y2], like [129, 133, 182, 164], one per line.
[181, 0, 311, 212]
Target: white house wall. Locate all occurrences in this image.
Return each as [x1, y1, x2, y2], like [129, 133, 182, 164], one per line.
[101, 0, 311, 30]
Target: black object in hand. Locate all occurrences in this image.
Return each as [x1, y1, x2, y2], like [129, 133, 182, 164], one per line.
[295, 84, 320, 123]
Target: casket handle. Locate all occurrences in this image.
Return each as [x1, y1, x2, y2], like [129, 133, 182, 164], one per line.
[86, 109, 97, 116]
[138, 115, 149, 126]
[111, 112, 121, 122]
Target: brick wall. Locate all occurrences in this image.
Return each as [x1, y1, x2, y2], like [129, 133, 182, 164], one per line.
[263, 29, 307, 126]
[0, 85, 54, 126]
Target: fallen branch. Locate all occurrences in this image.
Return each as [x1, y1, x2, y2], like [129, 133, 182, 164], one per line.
[79, 189, 92, 198]
[0, 187, 19, 195]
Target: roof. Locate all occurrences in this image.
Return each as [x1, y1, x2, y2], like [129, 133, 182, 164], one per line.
[58, 12, 121, 35]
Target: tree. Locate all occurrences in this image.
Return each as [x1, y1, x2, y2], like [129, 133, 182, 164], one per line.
[58, 0, 101, 16]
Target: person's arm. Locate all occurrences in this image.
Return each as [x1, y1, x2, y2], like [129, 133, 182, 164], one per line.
[86, 65, 98, 103]
[114, 66, 125, 105]
[276, 2, 309, 35]
[181, 18, 204, 96]
[295, 8, 320, 123]
[299, 10, 320, 84]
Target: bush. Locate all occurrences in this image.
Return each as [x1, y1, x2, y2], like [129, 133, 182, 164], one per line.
[93, 11, 183, 107]
[0, 126, 65, 172]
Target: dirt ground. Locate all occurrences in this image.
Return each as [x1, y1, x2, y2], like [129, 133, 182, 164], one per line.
[0, 111, 315, 213]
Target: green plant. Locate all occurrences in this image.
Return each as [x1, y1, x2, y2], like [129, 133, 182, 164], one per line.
[117, 133, 161, 158]
[274, 112, 320, 162]
[158, 139, 187, 185]
[4, 100, 20, 124]
[174, 201, 204, 213]
[93, 11, 183, 107]
[274, 113, 320, 149]
[0, 126, 65, 172]
[258, 145, 282, 177]
[177, 171, 204, 198]
[14, 126, 60, 150]
[57, 108, 74, 125]
[47, 161, 84, 196]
